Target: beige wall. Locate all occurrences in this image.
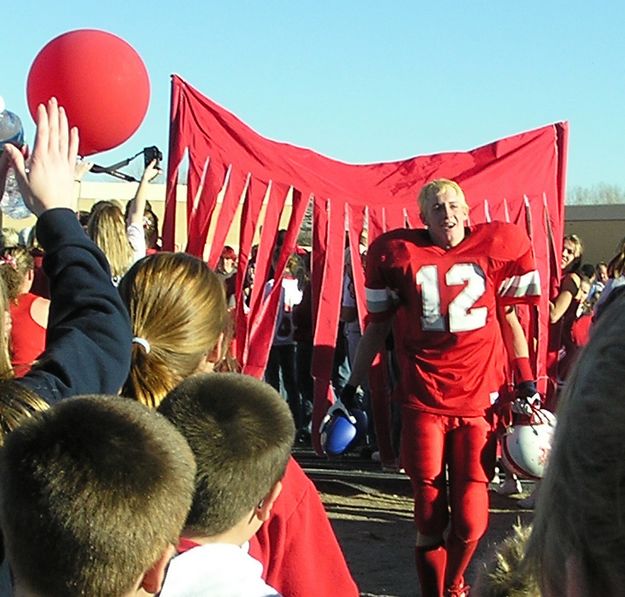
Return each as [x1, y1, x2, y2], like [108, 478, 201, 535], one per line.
[564, 205, 625, 266]
[64, 181, 293, 257]
[2, 181, 287, 256]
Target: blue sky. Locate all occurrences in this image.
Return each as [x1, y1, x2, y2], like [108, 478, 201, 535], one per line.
[5, 1, 625, 189]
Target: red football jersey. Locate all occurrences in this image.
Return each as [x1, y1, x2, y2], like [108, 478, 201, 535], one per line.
[365, 222, 540, 416]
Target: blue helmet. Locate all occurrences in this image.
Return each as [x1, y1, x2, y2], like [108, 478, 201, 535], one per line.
[320, 400, 368, 456]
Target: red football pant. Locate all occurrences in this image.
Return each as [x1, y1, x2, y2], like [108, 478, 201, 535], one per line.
[401, 407, 496, 594]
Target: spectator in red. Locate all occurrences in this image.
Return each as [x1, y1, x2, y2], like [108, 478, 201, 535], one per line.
[0, 246, 50, 376]
[216, 245, 238, 309]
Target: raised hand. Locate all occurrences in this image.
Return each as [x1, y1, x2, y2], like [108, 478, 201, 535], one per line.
[127, 158, 160, 227]
[4, 98, 79, 216]
[142, 158, 161, 183]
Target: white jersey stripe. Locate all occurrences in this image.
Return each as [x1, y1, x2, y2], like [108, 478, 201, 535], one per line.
[498, 269, 541, 299]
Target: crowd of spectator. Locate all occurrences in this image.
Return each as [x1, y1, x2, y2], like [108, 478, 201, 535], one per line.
[0, 98, 624, 596]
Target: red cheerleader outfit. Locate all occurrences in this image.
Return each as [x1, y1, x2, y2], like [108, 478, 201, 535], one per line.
[10, 292, 47, 376]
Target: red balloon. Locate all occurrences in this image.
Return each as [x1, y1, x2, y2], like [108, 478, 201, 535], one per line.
[27, 29, 150, 156]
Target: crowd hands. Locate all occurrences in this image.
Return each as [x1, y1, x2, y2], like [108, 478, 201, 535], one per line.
[0, 98, 358, 597]
[0, 98, 622, 597]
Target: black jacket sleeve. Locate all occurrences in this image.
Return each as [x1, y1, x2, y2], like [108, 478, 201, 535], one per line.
[18, 208, 132, 404]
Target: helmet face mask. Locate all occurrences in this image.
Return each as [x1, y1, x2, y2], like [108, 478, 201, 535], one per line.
[500, 409, 556, 480]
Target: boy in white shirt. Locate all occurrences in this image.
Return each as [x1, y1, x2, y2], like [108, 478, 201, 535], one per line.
[157, 373, 295, 597]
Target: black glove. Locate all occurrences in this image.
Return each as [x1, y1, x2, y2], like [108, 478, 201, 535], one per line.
[512, 381, 542, 415]
[341, 384, 360, 410]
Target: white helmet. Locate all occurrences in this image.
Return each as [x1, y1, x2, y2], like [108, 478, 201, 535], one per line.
[500, 409, 557, 480]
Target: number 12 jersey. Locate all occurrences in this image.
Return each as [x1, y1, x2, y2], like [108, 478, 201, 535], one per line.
[365, 221, 540, 416]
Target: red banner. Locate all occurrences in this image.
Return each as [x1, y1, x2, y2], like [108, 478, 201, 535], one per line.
[166, 75, 567, 451]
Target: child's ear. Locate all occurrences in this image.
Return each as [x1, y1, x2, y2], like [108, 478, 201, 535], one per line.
[207, 332, 225, 364]
[196, 333, 225, 374]
[256, 481, 282, 522]
[139, 543, 175, 594]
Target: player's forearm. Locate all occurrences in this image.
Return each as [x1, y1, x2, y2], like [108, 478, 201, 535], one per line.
[347, 318, 392, 388]
[499, 305, 529, 359]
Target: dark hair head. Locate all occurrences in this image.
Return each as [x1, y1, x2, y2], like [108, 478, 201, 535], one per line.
[158, 373, 295, 537]
[220, 246, 237, 261]
[143, 208, 160, 249]
[607, 235, 625, 278]
[0, 395, 196, 597]
[580, 263, 596, 281]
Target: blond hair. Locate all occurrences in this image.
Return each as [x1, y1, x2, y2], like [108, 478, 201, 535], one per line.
[0, 246, 34, 301]
[118, 253, 228, 408]
[525, 290, 625, 595]
[418, 179, 468, 215]
[87, 201, 134, 279]
[475, 522, 538, 597]
[607, 235, 625, 278]
[0, 381, 48, 446]
[0, 277, 14, 379]
[563, 233, 584, 274]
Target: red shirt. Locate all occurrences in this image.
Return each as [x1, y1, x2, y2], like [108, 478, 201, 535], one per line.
[249, 458, 358, 597]
[10, 292, 47, 377]
[365, 222, 540, 416]
[30, 249, 50, 299]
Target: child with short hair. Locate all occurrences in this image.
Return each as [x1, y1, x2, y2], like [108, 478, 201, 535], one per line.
[0, 395, 196, 597]
[157, 372, 296, 596]
[120, 251, 358, 596]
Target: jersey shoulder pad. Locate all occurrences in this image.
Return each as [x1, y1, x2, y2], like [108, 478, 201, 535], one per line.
[472, 221, 531, 261]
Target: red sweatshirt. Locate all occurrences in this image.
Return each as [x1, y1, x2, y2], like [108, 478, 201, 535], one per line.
[250, 458, 359, 597]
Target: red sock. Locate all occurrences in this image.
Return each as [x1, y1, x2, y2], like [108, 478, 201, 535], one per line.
[445, 533, 478, 591]
[415, 543, 446, 597]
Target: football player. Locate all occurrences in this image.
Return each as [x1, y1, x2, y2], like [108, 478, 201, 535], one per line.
[343, 179, 540, 597]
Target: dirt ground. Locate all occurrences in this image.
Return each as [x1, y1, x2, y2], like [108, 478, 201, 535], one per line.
[295, 448, 534, 597]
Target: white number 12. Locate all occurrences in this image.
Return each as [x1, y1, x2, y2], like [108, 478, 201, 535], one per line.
[416, 263, 487, 333]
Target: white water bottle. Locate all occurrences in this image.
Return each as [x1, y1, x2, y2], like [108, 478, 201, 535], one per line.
[0, 97, 31, 219]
